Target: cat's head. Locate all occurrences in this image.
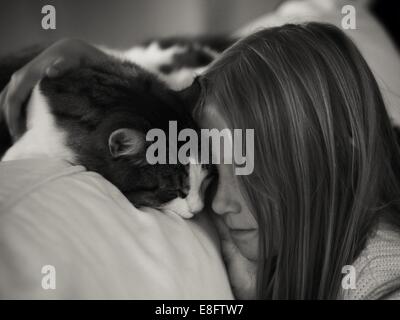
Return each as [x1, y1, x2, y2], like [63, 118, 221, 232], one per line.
[38, 57, 213, 217]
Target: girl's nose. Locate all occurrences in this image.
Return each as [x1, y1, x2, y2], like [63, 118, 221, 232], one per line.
[211, 186, 241, 216]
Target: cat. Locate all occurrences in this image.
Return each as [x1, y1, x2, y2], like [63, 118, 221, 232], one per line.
[0, 37, 234, 218]
[101, 35, 234, 90]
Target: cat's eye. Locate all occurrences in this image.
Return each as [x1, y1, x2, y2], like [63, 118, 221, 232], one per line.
[178, 190, 188, 198]
[164, 189, 187, 200]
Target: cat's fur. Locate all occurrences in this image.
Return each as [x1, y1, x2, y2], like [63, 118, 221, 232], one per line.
[0, 37, 233, 217]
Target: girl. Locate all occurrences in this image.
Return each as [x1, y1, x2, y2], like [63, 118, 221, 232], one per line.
[2, 22, 400, 299]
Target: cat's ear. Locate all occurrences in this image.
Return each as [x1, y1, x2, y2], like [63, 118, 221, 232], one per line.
[178, 77, 201, 112]
[108, 128, 145, 158]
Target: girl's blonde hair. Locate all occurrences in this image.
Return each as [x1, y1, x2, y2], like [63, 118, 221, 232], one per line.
[197, 23, 400, 299]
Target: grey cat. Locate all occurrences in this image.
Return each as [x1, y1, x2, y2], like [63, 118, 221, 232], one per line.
[0, 37, 233, 217]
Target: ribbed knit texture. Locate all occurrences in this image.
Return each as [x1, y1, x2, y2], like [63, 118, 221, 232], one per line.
[338, 223, 400, 299]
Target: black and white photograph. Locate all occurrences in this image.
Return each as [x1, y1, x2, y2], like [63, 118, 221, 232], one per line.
[0, 0, 400, 306]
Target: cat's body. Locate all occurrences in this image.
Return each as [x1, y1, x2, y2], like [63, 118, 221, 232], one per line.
[0, 37, 233, 217]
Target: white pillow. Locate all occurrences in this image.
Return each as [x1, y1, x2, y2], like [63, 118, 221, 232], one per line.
[0, 158, 233, 299]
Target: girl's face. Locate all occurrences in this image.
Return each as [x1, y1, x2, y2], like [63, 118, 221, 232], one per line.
[199, 103, 259, 261]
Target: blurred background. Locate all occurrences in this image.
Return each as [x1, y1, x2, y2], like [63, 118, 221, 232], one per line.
[0, 0, 398, 55]
[0, 0, 282, 55]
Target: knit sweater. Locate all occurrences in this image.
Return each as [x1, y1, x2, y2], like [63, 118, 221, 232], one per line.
[338, 223, 400, 299]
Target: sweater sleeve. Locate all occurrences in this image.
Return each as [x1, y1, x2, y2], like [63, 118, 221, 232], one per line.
[339, 223, 400, 300]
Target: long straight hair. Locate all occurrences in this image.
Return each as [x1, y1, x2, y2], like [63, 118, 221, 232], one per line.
[197, 23, 400, 299]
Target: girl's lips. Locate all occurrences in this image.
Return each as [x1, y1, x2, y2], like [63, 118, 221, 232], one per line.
[229, 227, 257, 232]
[218, 216, 258, 238]
[224, 218, 257, 232]
[224, 213, 258, 231]
[228, 227, 257, 232]
[229, 228, 258, 238]
[224, 218, 258, 232]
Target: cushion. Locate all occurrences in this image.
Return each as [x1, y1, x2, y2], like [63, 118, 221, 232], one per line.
[0, 158, 233, 299]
